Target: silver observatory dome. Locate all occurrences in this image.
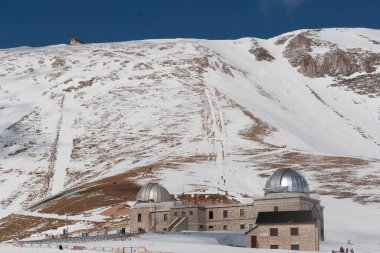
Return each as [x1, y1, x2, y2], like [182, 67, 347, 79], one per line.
[136, 182, 171, 203]
[264, 168, 309, 196]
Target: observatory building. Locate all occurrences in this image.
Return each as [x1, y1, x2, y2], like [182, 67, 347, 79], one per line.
[130, 168, 324, 251]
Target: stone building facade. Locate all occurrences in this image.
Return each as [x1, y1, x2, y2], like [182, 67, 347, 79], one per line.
[129, 168, 324, 251]
[245, 210, 319, 251]
[129, 200, 257, 233]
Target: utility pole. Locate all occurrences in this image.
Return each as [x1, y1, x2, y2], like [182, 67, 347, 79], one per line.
[66, 214, 69, 235]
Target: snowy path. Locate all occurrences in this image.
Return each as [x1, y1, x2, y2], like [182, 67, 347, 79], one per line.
[50, 94, 76, 195]
[205, 88, 227, 189]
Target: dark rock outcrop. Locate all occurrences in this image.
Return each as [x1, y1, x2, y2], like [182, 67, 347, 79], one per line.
[249, 40, 275, 62]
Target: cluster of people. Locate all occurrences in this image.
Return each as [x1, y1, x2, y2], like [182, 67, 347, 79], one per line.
[332, 246, 354, 253]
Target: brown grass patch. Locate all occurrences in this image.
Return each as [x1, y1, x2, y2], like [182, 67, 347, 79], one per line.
[239, 108, 278, 146]
[0, 214, 75, 241]
[34, 155, 209, 215]
[38, 171, 140, 215]
[100, 204, 130, 217]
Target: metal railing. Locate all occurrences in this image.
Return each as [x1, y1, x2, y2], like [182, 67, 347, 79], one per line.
[19, 243, 172, 253]
[19, 231, 175, 253]
[20, 231, 132, 245]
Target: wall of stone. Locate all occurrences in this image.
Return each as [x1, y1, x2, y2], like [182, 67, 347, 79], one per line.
[255, 196, 305, 212]
[130, 207, 152, 233]
[153, 210, 170, 232]
[245, 227, 258, 248]
[130, 195, 323, 246]
[255, 223, 319, 251]
[172, 217, 188, 232]
[204, 205, 256, 232]
[254, 196, 324, 242]
[138, 206, 207, 232]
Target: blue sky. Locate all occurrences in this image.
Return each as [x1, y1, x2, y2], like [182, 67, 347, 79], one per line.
[0, 0, 379, 48]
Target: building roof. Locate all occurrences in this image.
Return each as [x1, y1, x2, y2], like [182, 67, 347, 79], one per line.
[136, 182, 171, 203]
[133, 200, 190, 210]
[244, 225, 258, 235]
[256, 210, 316, 224]
[264, 168, 309, 195]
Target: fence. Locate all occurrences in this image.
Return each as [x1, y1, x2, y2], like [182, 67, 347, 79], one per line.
[19, 231, 174, 253]
[20, 231, 131, 245]
[19, 243, 172, 253]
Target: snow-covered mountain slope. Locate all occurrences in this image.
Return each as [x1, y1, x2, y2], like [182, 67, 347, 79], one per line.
[1, 28, 380, 223]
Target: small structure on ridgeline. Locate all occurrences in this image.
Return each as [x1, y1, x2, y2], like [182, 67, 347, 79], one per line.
[70, 37, 83, 45]
[130, 168, 324, 251]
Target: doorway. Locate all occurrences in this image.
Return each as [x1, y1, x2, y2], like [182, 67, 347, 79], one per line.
[251, 236, 257, 248]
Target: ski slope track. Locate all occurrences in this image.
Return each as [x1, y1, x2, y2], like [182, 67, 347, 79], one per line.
[0, 28, 380, 250]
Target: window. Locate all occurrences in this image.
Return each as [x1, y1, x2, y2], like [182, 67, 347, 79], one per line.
[208, 225, 213, 229]
[240, 209, 245, 217]
[209, 211, 214, 219]
[249, 224, 254, 229]
[270, 228, 278, 236]
[270, 245, 279, 249]
[199, 225, 204, 229]
[174, 212, 177, 216]
[240, 224, 245, 230]
[137, 213, 142, 222]
[163, 214, 168, 221]
[223, 210, 228, 218]
[291, 244, 300, 250]
[182, 212, 186, 217]
[190, 211, 193, 215]
[274, 206, 279, 212]
[290, 227, 299, 236]
[223, 225, 228, 230]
